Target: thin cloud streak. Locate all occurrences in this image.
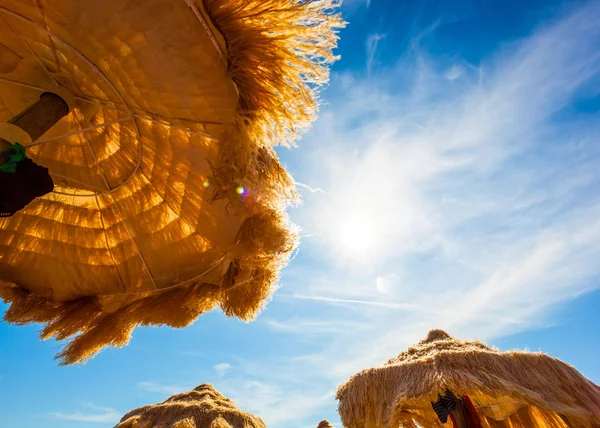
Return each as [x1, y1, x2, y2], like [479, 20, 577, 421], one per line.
[265, 318, 372, 335]
[281, 294, 427, 312]
[366, 33, 385, 73]
[48, 404, 121, 424]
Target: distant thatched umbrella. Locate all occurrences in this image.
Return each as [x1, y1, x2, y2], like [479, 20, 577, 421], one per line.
[317, 420, 334, 428]
[115, 384, 265, 428]
[337, 329, 600, 428]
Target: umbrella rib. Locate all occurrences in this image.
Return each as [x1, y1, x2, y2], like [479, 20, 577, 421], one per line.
[25, 117, 133, 147]
[68, 110, 127, 294]
[0, 77, 50, 92]
[76, 96, 230, 126]
[2, 13, 60, 88]
[0, 41, 23, 60]
[34, 0, 62, 76]
[49, 173, 106, 193]
[95, 255, 228, 297]
[76, 97, 225, 138]
[73, 109, 159, 291]
[135, 116, 218, 140]
[183, 0, 226, 61]
[94, 191, 127, 293]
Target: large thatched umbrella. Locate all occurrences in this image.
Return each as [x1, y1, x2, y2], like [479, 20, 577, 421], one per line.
[337, 329, 600, 428]
[115, 384, 265, 428]
[0, 1, 343, 364]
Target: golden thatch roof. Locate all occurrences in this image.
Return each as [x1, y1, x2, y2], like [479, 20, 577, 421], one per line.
[317, 420, 334, 428]
[337, 329, 600, 428]
[0, 0, 343, 364]
[115, 383, 265, 428]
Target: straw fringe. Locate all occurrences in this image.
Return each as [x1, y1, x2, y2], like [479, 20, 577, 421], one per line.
[0, 283, 220, 365]
[116, 384, 266, 428]
[1, 0, 340, 364]
[336, 330, 600, 428]
[203, 0, 345, 148]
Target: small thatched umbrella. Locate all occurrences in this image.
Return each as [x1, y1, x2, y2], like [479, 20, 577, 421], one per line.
[0, 0, 343, 364]
[337, 329, 600, 428]
[115, 383, 265, 428]
[317, 420, 334, 428]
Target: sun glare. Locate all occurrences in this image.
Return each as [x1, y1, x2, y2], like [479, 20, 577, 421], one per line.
[337, 215, 376, 259]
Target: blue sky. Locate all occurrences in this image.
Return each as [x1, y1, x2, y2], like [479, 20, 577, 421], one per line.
[2, 0, 600, 427]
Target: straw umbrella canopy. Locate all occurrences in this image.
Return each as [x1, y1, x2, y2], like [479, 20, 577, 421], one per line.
[337, 329, 600, 428]
[115, 383, 265, 428]
[317, 420, 335, 428]
[0, 0, 343, 364]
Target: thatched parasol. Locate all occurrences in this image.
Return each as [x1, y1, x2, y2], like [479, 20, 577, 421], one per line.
[115, 383, 265, 428]
[0, 0, 343, 364]
[337, 329, 600, 428]
[317, 420, 334, 428]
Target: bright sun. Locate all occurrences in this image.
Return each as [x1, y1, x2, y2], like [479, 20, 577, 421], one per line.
[337, 215, 376, 259]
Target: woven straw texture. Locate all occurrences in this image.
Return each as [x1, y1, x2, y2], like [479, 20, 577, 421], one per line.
[337, 329, 600, 428]
[115, 383, 266, 428]
[0, 0, 343, 364]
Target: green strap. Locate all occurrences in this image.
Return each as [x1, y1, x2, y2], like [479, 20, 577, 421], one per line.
[0, 142, 27, 173]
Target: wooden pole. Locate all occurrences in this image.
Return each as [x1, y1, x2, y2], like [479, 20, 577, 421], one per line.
[0, 92, 69, 164]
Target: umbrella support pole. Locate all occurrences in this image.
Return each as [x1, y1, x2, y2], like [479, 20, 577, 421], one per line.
[0, 91, 69, 216]
[0, 91, 70, 164]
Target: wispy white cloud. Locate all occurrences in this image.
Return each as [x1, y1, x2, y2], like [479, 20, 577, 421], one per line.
[445, 64, 464, 80]
[217, 379, 335, 427]
[214, 362, 232, 376]
[48, 404, 121, 424]
[366, 33, 385, 73]
[137, 381, 187, 396]
[267, 0, 600, 414]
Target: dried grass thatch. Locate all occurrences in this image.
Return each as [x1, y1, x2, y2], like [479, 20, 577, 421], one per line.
[0, 0, 343, 364]
[317, 420, 334, 428]
[337, 329, 600, 428]
[115, 384, 266, 428]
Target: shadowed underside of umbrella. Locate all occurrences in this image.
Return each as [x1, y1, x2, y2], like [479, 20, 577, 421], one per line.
[336, 330, 600, 428]
[0, 0, 343, 364]
[115, 384, 266, 428]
